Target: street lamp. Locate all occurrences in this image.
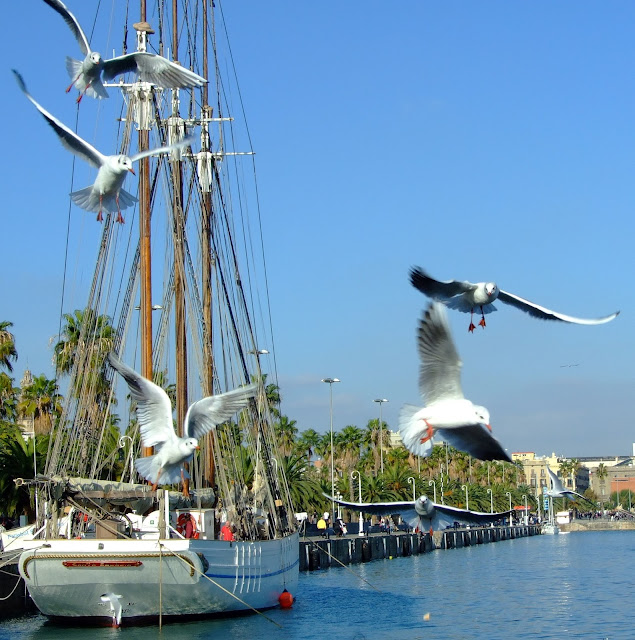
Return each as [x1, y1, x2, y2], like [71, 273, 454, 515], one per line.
[374, 399, 388, 474]
[351, 470, 364, 536]
[408, 476, 416, 501]
[322, 378, 340, 524]
[487, 488, 493, 514]
[461, 484, 469, 511]
[505, 491, 512, 526]
[522, 494, 528, 525]
[440, 464, 445, 505]
[428, 479, 437, 503]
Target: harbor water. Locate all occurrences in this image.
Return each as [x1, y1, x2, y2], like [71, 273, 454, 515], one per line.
[2, 530, 634, 639]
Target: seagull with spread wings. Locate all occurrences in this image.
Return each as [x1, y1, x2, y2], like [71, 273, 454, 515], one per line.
[14, 70, 193, 223]
[326, 493, 512, 532]
[410, 267, 619, 333]
[545, 467, 593, 504]
[399, 302, 511, 462]
[42, 0, 207, 102]
[107, 352, 257, 490]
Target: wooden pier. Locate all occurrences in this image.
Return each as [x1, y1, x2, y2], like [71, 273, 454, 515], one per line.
[299, 524, 541, 571]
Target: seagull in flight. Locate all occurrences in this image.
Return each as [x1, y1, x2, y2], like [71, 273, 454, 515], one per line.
[14, 70, 193, 223]
[42, 0, 207, 102]
[107, 352, 257, 490]
[399, 302, 511, 462]
[410, 267, 619, 333]
[327, 493, 512, 532]
[545, 467, 593, 504]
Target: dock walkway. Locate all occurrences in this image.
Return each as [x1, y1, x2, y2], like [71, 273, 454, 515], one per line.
[299, 524, 541, 571]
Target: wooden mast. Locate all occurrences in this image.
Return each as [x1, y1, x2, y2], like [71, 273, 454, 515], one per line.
[201, 0, 216, 487]
[171, 0, 190, 495]
[136, 1, 153, 459]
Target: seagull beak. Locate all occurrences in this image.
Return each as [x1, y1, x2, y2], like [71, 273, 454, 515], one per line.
[128, 168, 136, 176]
[486, 423, 492, 432]
[196, 445, 200, 450]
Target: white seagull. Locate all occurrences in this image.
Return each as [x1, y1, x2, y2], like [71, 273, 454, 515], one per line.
[545, 467, 592, 503]
[42, 0, 207, 102]
[100, 593, 124, 627]
[399, 302, 511, 462]
[410, 267, 619, 333]
[326, 493, 512, 532]
[107, 352, 257, 489]
[14, 70, 193, 223]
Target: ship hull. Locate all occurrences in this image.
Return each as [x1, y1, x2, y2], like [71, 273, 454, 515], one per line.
[19, 533, 299, 625]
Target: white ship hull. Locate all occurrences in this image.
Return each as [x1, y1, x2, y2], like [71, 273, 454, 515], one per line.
[19, 533, 298, 624]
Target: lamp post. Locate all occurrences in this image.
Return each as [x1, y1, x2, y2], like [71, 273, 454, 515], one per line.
[408, 476, 416, 501]
[522, 494, 528, 525]
[440, 464, 445, 505]
[374, 399, 388, 474]
[428, 479, 437, 503]
[505, 491, 512, 526]
[461, 484, 469, 511]
[487, 488, 493, 514]
[322, 378, 340, 524]
[351, 470, 364, 536]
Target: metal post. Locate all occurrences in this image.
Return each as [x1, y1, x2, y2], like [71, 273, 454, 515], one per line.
[522, 494, 528, 525]
[408, 477, 416, 502]
[505, 491, 512, 526]
[374, 399, 388, 474]
[487, 488, 493, 513]
[322, 378, 340, 525]
[351, 470, 364, 536]
[461, 484, 469, 511]
[428, 480, 437, 503]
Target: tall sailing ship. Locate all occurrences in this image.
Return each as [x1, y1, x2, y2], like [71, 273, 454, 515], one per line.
[16, 0, 298, 625]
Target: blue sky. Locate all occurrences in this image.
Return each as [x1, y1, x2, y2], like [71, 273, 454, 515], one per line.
[2, 1, 633, 458]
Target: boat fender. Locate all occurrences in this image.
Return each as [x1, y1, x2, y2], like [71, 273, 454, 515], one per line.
[176, 513, 200, 539]
[278, 589, 293, 609]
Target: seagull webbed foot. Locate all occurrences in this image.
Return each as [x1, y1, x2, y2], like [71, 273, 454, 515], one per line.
[468, 323, 476, 333]
[478, 317, 486, 329]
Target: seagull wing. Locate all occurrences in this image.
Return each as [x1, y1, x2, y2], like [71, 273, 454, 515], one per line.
[13, 70, 104, 169]
[184, 383, 258, 440]
[431, 502, 512, 529]
[547, 467, 565, 492]
[437, 424, 511, 462]
[42, 0, 91, 55]
[102, 53, 207, 88]
[418, 302, 464, 403]
[497, 289, 619, 325]
[410, 267, 477, 300]
[107, 352, 176, 449]
[327, 494, 419, 527]
[129, 135, 196, 164]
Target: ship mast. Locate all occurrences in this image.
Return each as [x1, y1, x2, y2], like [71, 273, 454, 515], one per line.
[170, 0, 190, 495]
[135, 3, 154, 460]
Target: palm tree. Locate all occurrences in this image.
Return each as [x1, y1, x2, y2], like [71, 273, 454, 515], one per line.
[53, 309, 115, 400]
[274, 416, 298, 456]
[0, 425, 49, 519]
[279, 454, 322, 513]
[336, 425, 364, 471]
[17, 374, 63, 435]
[297, 428, 320, 460]
[0, 373, 18, 424]
[0, 321, 18, 373]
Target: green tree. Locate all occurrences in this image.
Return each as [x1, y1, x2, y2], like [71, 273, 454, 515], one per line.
[17, 374, 63, 435]
[0, 426, 48, 519]
[0, 321, 18, 373]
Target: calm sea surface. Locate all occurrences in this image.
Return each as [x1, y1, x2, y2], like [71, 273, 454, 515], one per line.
[2, 530, 634, 640]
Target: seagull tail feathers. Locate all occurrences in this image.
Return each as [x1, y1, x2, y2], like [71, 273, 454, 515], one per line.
[398, 404, 433, 458]
[134, 455, 162, 485]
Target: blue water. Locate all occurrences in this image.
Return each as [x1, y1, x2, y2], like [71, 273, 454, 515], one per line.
[2, 531, 634, 639]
